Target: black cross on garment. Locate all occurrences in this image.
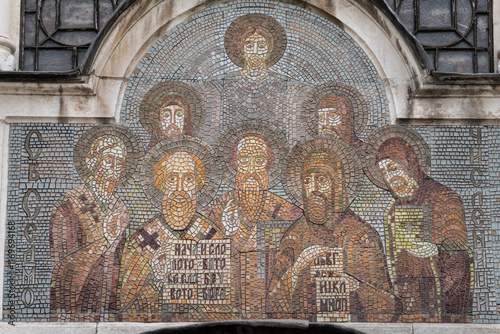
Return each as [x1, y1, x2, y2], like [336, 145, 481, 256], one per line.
[138, 228, 160, 251]
[79, 195, 99, 224]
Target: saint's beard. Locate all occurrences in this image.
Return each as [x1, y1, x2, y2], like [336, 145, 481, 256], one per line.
[246, 55, 266, 69]
[163, 124, 182, 138]
[235, 171, 269, 222]
[162, 190, 196, 230]
[304, 191, 332, 224]
[388, 174, 418, 202]
[93, 171, 120, 203]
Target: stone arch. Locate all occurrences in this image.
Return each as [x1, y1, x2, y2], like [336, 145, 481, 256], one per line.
[85, 0, 431, 124]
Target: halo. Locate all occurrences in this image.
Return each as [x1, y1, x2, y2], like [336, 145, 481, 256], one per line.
[140, 135, 221, 209]
[363, 125, 431, 190]
[282, 136, 363, 209]
[301, 82, 369, 138]
[214, 120, 289, 189]
[139, 81, 205, 135]
[73, 124, 144, 185]
[224, 13, 287, 68]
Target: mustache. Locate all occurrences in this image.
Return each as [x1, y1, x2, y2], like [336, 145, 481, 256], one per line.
[163, 191, 195, 215]
[236, 172, 268, 190]
[305, 191, 331, 223]
[164, 124, 182, 137]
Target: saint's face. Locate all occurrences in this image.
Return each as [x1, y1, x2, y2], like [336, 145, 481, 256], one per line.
[243, 33, 269, 70]
[302, 168, 333, 224]
[378, 158, 418, 200]
[159, 104, 185, 138]
[93, 146, 126, 200]
[235, 136, 269, 192]
[161, 152, 198, 230]
[317, 95, 349, 138]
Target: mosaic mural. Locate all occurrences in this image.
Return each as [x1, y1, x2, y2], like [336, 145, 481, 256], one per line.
[3, 0, 498, 324]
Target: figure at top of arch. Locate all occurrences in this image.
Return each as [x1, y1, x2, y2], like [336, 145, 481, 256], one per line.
[225, 13, 287, 80]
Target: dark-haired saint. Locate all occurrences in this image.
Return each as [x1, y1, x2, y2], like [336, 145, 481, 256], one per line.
[373, 136, 473, 322]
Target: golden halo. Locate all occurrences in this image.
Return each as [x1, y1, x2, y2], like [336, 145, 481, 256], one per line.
[363, 125, 431, 190]
[282, 136, 363, 209]
[73, 124, 144, 185]
[140, 135, 221, 209]
[301, 82, 369, 138]
[224, 13, 287, 68]
[139, 81, 205, 135]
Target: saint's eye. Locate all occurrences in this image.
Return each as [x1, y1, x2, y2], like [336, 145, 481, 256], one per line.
[258, 42, 267, 49]
[245, 43, 253, 50]
[163, 110, 171, 118]
[255, 157, 265, 165]
[318, 176, 327, 183]
[176, 110, 184, 118]
[303, 176, 312, 184]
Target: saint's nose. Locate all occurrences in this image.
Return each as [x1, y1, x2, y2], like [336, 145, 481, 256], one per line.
[176, 176, 183, 191]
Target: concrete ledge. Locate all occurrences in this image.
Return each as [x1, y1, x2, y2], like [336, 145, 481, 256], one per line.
[1, 322, 499, 334]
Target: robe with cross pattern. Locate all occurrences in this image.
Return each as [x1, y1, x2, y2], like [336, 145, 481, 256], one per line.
[117, 212, 238, 322]
[50, 184, 129, 321]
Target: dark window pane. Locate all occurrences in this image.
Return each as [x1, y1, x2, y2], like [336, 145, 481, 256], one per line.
[38, 49, 74, 71]
[456, 0, 473, 35]
[25, 0, 37, 11]
[51, 30, 97, 46]
[99, 1, 115, 28]
[40, 0, 56, 34]
[398, 0, 416, 32]
[416, 31, 461, 47]
[437, 50, 474, 73]
[477, 15, 489, 48]
[426, 51, 436, 70]
[77, 48, 88, 67]
[477, 51, 490, 73]
[60, 0, 96, 29]
[476, 0, 489, 12]
[23, 50, 35, 71]
[419, 0, 452, 28]
[24, 13, 37, 47]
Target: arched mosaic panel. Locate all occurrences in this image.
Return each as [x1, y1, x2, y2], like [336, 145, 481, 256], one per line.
[4, 0, 498, 325]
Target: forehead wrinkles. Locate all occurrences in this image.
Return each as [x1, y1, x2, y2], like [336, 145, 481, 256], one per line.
[163, 152, 195, 172]
[101, 146, 125, 159]
[245, 33, 267, 43]
[237, 136, 268, 155]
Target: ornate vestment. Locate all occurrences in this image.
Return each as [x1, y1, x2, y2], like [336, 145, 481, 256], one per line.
[50, 184, 129, 321]
[118, 212, 238, 322]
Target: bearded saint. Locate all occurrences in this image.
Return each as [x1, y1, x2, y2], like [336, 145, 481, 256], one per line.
[267, 151, 399, 322]
[203, 134, 303, 318]
[118, 151, 237, 322]
[50, 134, 129, 321]
[375, 137, 473, 322]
